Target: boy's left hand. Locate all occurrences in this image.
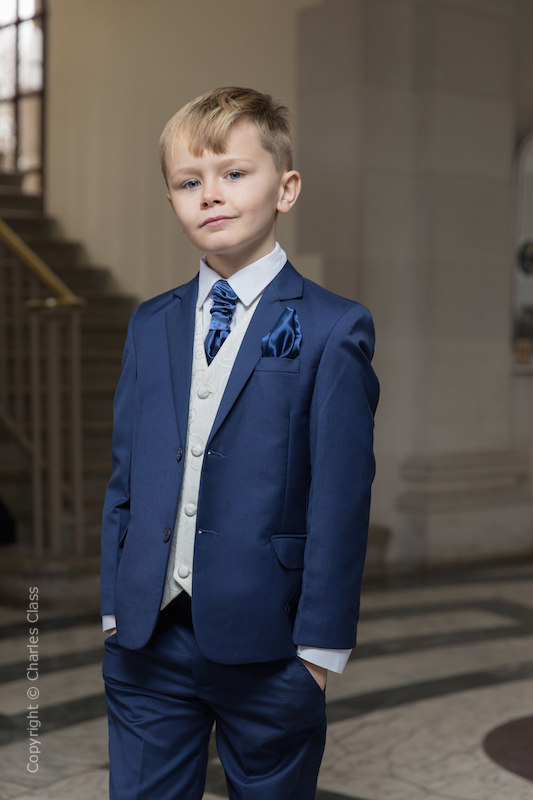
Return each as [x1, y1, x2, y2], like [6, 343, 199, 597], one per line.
[299, 658, 327, 690]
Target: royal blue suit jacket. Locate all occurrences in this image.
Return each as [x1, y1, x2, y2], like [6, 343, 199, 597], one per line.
[100, 262, 379, 663]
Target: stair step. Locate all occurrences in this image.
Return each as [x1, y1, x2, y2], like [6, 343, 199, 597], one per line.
[0, 384, 117, 401]
[80, 315, 128, 331]
[0, 171, 24, 188]
[0, 422, 111, 446]
[83, 393, 114, 418]
[0, 457, 112, 481]
[0, 184, 29, 194]
[1, 289, 134, 317]
[0, 191, 43, 212]
[0, 451, 111, 475]
[82, 291, 136, 306]
[0, 469, 108, 523]
[83, 419, 114, 432]
[0, 208, 56, 238]
[1, 299, 130, 322]
[0, 463, 29, 480]
[82, 361, 121, 385]
[0, 347, 122, 362]
[0, 210, 57, 237]
[83, 348, 123, 361]
[0, 273, 115, 303]
[81, 294, 136, 317]
[82, 381, 118, 394]
[0, 471, 32, 512]
[53, 264, 115, 293]
[0, 363, 121, 390]
[20, 238, 83, 268]
[84, 479, 110, 504]
[84, 443, 112, 462]
[81, 321, 128, 350]
[84, 459, 112, 474]
[0, 506, 104, 545]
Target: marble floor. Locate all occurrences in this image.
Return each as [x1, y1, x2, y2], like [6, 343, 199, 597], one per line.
[1, 560, 533, 799]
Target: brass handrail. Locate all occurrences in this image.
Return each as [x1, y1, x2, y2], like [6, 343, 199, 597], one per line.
[0, 212, 86, 554]
[0, 217, 84, 309]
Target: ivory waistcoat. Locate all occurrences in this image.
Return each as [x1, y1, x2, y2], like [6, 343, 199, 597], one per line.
[160, 296, 260, 608]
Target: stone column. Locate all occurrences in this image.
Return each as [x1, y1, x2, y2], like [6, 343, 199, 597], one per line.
[297, 0, 533, 567]
[391, 0, 532, 565]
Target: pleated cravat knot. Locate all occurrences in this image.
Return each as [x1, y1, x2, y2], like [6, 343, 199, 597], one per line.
[204, 280, 238, 364]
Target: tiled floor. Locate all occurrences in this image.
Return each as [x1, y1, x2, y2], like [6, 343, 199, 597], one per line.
[1, 560, 533, 799]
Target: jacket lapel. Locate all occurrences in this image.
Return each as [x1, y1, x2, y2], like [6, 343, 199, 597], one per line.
[207, 262, 303, 446]
[165, 275, 198, 445]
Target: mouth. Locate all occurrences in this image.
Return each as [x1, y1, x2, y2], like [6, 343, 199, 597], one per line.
[201, 216, 233, 228]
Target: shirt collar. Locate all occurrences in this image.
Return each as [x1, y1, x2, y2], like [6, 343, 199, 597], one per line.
[197, 242, 287, 309]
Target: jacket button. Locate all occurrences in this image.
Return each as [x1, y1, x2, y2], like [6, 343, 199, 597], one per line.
[163, 528, 171, 543]
[176, 447, 183, 462]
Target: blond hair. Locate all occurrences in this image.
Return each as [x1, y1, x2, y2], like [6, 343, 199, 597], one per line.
[159, 87, 293, 180]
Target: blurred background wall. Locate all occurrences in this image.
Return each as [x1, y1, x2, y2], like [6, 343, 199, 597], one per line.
[45, 0, 320, 299]
[42, 0, 533, 569]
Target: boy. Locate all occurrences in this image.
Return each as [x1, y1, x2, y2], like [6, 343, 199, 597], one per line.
[101, 86, 379, 800]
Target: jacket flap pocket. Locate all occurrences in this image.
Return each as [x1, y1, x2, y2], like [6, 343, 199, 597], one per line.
[271, 534, 307, 569]
[255, 357, 300, 374]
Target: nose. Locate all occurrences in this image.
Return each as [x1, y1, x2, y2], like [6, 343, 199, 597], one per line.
[201, 179, 223, 208]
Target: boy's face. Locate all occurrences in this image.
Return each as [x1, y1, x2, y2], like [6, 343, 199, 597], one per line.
[165, 119, 300, 277]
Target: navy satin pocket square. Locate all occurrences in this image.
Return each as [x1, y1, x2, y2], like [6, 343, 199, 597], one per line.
[261, 307, 302, 359]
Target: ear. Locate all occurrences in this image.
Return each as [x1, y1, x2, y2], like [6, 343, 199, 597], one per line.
[277, 170, 301, 215]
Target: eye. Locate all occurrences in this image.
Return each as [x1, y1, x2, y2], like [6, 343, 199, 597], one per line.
[226, 170, 243, 181]
[182, 179, 200, 190]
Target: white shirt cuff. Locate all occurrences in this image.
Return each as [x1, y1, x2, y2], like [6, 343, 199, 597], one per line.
[102, 614, 116, 632]
[296, 646, 352, 674]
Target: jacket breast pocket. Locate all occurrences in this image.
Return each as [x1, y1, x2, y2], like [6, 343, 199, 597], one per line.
[271, 533, 307, 569]
[255, 357, 300, 374]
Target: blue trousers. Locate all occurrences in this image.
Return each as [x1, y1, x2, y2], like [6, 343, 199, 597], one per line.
[102, 594, 327, 799]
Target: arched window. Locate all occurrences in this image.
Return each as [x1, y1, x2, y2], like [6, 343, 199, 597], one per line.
[0, 0, 45, 193]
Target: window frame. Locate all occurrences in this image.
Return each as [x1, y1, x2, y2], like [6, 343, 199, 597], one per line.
[0, 0, 46, 194]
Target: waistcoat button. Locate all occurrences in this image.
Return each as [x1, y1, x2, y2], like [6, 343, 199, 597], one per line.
[197, 385, 210, 399]
[191, 443, 204, 457]
[177, 564, 190, 579]
[184, 503, 197, 517]
[163, 527, 171, 543]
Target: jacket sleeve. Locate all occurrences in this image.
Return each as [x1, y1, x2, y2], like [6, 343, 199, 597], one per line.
[293, 303, 379, 649]
[100, 309, 138, 615]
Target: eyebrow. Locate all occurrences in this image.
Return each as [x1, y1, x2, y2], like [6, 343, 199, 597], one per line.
[169, 156, 256, 180]
[214, 156, 255, 167]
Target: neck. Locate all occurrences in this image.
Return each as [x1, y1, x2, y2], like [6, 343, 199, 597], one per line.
[204, 238, 277, 279]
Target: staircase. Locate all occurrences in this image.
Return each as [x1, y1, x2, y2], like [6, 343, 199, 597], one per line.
[0, 172, 136, 557]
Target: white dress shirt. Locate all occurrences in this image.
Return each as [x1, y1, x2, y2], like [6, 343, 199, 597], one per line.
[197, 241, 287, 336]
[103, 243, 351, 674]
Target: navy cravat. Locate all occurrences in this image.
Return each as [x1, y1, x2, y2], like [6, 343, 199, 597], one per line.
[204, 280, 238, 364]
